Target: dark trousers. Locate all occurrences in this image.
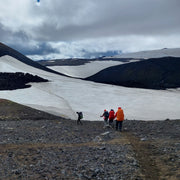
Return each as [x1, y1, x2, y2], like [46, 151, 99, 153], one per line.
[109, 119, 114, 128]
[104, 117, 108, 125]
[116, 121, 123, 131]
[77, 118, 83, 125]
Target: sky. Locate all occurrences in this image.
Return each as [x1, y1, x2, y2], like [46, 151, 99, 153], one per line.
[0, 0, 180, 60]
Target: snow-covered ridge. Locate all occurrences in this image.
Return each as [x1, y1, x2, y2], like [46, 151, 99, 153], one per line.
[47, 48, 180, 78]
[0, 55, 49, 75]
[106, 48, 180, 59]
[0, 55, 180, 121]
[47, 60, 138, 78]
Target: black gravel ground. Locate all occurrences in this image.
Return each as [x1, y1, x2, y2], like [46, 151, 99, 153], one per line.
[0, 99, 179, 179]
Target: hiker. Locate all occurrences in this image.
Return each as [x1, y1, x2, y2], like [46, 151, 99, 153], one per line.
[115, 107, 124, 131]
[109, 109, 115, 127]
[76, 112, 83, 125]
[100, 109, 109, 125]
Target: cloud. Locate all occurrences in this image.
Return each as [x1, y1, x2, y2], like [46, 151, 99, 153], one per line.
[0, 0, 180, 59]
[26, 35, 180, 60]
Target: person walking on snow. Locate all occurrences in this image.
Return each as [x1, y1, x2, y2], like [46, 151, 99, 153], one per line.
[100, 109, 109, 125]
[115, 107, 124, 131]
[109, 109, 115, 127]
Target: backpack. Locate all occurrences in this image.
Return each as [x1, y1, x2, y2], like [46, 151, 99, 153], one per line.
[104, 111, 109, 118]
[109, 110, 115, 119]
[79, 112, 83, 119]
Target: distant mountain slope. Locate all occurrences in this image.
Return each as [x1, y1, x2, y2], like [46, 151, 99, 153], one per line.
[38, 58, 137, 78]
[0, 42, 65, 76]
[107, 48, 180, 59]
[38, 57, 132, 66]
[85, 57, 180, 89]
[38, 58, 91, 66]
[46, 60, 130, 78]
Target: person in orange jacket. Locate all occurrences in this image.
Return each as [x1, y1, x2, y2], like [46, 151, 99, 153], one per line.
[114, 107, 124, 131]
[109, 109, 115, 127]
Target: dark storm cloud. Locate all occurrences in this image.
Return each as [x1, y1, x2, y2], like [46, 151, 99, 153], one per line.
[32, 0, 180, 41]
[0, 0, 180, 59]
[10, 42, 59, 56]
[0, 24, 58, 57]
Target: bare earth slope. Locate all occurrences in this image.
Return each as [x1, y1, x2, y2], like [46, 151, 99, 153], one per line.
[0, 99, 179, 179]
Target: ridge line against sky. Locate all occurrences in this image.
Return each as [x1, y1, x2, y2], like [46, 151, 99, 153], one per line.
[0, 0, 180, 60]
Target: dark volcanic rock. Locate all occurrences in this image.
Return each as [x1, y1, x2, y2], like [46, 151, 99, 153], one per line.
[0, 72, 48, 90]
[85, 57, 180, 89]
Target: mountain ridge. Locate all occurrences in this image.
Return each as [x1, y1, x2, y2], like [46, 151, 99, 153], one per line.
[0, 42, 66, 76]
[106, 48, 180, 59]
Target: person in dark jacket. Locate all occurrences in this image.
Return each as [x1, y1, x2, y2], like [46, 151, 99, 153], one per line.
[76, 112, 83, 125]
[100, 109, 109, 125]
[109, 109, 115, 128]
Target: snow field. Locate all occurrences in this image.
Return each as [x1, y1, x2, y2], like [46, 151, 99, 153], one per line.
[0, 55, 180, 121]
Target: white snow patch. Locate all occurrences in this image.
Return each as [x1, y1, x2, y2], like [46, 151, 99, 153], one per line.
[47, 60, 139, 78]
[47, 61, 123, 78]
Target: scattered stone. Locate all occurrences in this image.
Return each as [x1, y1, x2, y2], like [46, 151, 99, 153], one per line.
[93, 136, 103, 142]
[140, 137, 147, 141]
[98, 147, 106, 150]
[101, 131, 110, 136]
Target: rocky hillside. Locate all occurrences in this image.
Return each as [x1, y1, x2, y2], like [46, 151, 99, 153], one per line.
[0, 99, 179, 179]
[85, 57, 180, 89]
